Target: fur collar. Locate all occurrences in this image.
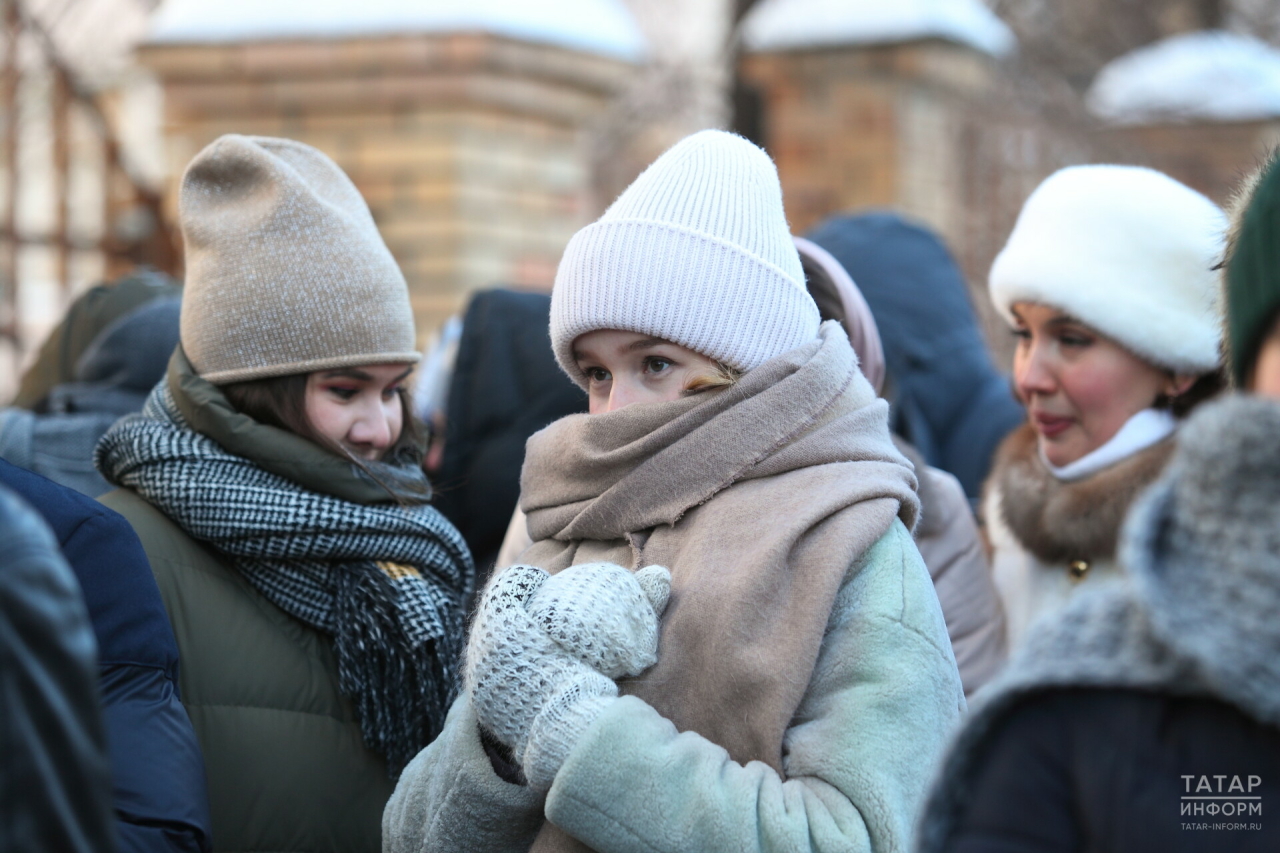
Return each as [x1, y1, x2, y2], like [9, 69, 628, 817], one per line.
[990, 422, 1174, 564]
[920, 396, 1280, 853]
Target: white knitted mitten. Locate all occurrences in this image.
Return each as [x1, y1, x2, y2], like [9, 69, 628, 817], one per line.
[465, 563, 671, 790]
[526, 562, 671, 679]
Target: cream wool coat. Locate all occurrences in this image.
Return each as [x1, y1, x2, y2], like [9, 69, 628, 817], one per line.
[385, 520, 963, 853]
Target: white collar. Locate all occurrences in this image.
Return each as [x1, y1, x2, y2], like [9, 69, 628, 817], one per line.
[1041, 408, 1177, 482]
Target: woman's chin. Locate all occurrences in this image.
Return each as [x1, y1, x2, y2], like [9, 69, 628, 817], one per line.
[1038, 435, 1086, 468]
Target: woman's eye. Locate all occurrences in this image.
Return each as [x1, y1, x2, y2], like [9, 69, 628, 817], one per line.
[328, 387, 358, 401]
[1011, 328, 1031, 342]
[1058, 332, 1093, 348]
[585, 367, 610, 383]
[381, 386, 401, 401]
[644, 357, 672, 374]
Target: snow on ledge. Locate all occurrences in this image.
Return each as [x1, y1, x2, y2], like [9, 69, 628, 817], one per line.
[742, 0, 1015, 57]
[1088, 30, 1280, 125]
[147, 0, 646, 62]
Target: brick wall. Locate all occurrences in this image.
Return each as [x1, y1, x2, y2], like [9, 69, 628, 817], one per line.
[140, 33, 629, 343]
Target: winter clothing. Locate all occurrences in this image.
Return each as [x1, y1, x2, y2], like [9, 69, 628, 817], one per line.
[1, 297, 182, 497]
[0, 484, 116, 853]
[0, 459, 211, 853]
[13, 268, 180, 410]
[984, 419, 1173, 649]
[385, 322, 965, 853]
[795, 235, 886, 393]
[894, 439, 1006, 695]
[919, 394, 1280, 853]
[990, 165, 1226, 374]
[791, 229, 1004, 693]
[491, 329, 1006, 699]
[1224, 149, 1280, 385]
[98, 350, 472, 852]
[98, 348, 472, 776]
[933, 689, 1279, 853]
[550, 130, 820, 385]
[465, 564, 670, 791]
[806, 212, 1024, 502]
[434, 289, 587, 581]
[178, 135, 418, 384]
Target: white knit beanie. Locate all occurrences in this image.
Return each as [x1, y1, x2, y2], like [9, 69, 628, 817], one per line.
[550, 130, 820, 385]
[989, 164, 1226, 374]
[179, 135, 419, 385]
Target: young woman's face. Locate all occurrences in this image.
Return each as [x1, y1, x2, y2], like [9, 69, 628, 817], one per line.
[1249, 315, 1280, 400]
[1011, 302, 1191, 467]
[304, 363, 412, 460]
[572, 329, 721, 414]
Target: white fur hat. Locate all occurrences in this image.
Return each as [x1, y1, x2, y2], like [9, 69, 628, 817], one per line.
[550, 130, 820, 386]
[989, 165, 1226, 374]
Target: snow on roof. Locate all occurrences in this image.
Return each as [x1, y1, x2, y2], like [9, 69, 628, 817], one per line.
[742, 0, 1015, 57]
[1088, 30, 1280, 125]
[147, 0, 646, 61]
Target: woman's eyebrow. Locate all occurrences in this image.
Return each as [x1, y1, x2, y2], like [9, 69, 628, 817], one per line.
[627, 337, 670, 351]
[1044, 316, 1082, 331]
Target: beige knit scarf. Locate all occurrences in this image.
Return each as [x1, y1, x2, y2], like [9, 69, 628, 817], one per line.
[517, 322, 920, 852]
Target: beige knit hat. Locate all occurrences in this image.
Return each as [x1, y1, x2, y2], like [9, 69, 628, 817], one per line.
[550, 130, 820, 386]
[179, 135, 419, 385]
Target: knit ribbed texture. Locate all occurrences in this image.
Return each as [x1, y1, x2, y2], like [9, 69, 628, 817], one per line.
[551, 130, 819, 385]
[464, 563, 671, 791]
[179, 135, 419, 385]
[990, 165, 1226, 374]
[1225, 153, 1280, 386]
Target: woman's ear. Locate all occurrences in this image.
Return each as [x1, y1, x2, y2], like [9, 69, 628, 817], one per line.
[1165, 373, 1198, 399]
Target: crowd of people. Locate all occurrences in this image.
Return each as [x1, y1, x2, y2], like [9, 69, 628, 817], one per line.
[1, 124, 1277, 853]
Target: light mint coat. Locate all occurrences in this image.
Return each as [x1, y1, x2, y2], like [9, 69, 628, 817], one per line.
[384, 520, 965, 853]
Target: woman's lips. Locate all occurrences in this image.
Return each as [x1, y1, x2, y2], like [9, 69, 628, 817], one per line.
[1033, 413, 1074, 438]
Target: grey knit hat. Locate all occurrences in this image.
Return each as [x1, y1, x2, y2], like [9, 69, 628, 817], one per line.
[179, 135, 419, 385]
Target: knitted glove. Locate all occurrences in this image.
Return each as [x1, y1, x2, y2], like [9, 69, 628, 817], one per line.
[527, 562, 671, 679]
[465, 563, 671, 790]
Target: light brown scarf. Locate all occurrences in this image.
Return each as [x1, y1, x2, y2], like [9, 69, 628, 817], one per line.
[517, 323, 920, 852]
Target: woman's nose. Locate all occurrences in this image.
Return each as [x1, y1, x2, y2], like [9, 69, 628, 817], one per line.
[1015, 345, 1057, 400]
[349, 403, 394, 448]
[605, 378, 641, 413]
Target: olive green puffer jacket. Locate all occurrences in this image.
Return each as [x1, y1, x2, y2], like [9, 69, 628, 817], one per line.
[98, 356, 409, 852]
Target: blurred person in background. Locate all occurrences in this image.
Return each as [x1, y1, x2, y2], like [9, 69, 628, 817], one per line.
[1, 458, 211, 852]
[427, 288, 587, 595]
[795, 236, 1006, 696]
[981, 165, 1226, 652]
[9, 268, 180, 411]
[915, 154, 1280, 853]
[1, 483, 117, 853]
[1, 289, 181, 496]
[806, 212, 1025, 506]
[95, 135, 474, 853]
[385, 130, 963, 853]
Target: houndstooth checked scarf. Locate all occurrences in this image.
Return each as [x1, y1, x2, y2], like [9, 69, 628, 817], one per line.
[96, 382, 474, 777]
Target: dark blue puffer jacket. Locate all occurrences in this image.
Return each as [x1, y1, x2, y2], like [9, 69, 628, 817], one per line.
[0, 458, 212, 853]
[807, 212, 1024, 501]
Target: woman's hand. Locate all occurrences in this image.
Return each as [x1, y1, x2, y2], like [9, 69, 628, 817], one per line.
[527, 562, 671, 679]
[464, 562, 670, 790]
